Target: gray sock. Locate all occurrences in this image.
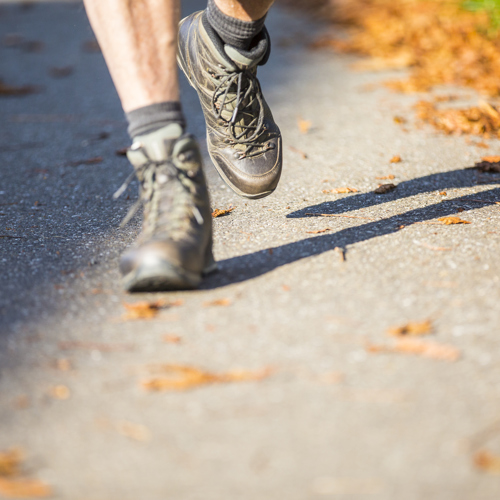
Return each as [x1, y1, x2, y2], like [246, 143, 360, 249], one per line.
[126, 101, 185, 140]
[206, 0, 267, 51]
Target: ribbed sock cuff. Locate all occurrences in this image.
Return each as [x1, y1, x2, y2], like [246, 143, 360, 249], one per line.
[206, 0, 267, 51]
[126, 101, 185, 140]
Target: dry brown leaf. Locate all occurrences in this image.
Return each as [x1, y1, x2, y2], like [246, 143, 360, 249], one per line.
[333, 187, 358, 194]
[55, 358, 71, 371]
[122, 299, 180, 320]
[48, 385, 70, 400]
[438, 216, 471, 225]
[48, 66, 73, 78]
[203, 298, 231, 307]
[162, 334, 181, 344]
[82, 40, 101, 53]
[297, 117, 312, 134]
[473, 450, 500, 474]
[0, 449, 23, 477]
[58, 341, 134, 352]
[142, 364, 272, 391]
[115, 147, 128, 156]
[388, 320, 432, 337]
[390, 155, 402, 163]
[306, 228, 331, 234]
[0, 477, 52, 498]
[367, 338, 460, 362]
[376, 174, 395, 180]
[374, 183, 396, 194]
[212, 207, 234, 218]
[474, 158, 500, 172]
[116, 421, 151, 442]
[0, 81, 39, 97]
[289, 145, 308, 159]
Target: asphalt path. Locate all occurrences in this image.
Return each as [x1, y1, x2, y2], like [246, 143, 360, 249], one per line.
[1, 1, 500, 499]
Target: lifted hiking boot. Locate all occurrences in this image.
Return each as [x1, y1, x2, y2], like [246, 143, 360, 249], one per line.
[116, 124, 216, 292]
[178, 11, 282, 200]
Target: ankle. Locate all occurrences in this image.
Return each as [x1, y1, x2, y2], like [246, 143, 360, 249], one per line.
[205, 0, 267, 51]
[126, 101, 185, 141]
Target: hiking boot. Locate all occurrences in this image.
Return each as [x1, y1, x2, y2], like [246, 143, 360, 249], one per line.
[116, 124, 216, 292]
[178, 11, 282, 200]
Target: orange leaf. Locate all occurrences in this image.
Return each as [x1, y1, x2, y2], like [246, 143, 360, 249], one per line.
[203, 298, 231, 307]
[438, 217, 471, 225]
[141, 365, 272, 391]
[333, 187, 358, 194]
[162, 334, 181, 344]
[0, 477, 52, 498]
[388, 320, 432, 336]
[306, 228, 331, 234]
[297, 117, 312, 134]
[390, 155, 402, 163]
[122, 299, 181, 320]
[474, 450, 500, 474]
[212, 207, 234, 218]
[481, 156, 500, 162]
[367, 339, 460, 362]
[376, 174, 395, 180]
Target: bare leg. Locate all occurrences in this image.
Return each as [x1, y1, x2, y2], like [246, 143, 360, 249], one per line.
[82, 0, 180, 112]
[214, 0, 275, 21]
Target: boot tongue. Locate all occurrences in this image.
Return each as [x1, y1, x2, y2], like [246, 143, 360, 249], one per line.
[132, 123, 184, 162]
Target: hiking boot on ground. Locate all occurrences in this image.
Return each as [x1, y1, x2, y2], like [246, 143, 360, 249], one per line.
[178, 11, 282, 200]
[116, 123, 216, 292]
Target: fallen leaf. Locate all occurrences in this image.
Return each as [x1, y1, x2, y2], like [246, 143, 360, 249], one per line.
[306, 228, 331, 234]
[122, 299, 181, 320]
[474, 159, 500, 173]
[367, 338, 460, 361]
[387, 320, 432, 337]
[289, 145, 308, 159]
[116, 421, 151, 442]
[438, 216, 471, 225]
[162, 334, 181, 344]
[142, 365, 272, 391]
[48, 385, 70, 400]
[203, 298, 231, 307]
[82, 40, 101, 53]
[376, 174, 395, 180]
[13, 396, 29, 410]
[390, 155, 402, 163]
[374, 183, 397, 194]
[0, 80, 39, 97]
[212, 207, 234, 218]
[439, 191, 447, 196]
[0, 449, 52, 498]
[332, 187, 358, 194]
[58, 341, 135, 352]
[55, 358, 71, 371]
[115, 147, 128, 156]
[473, 450, 500, 474]
[297, 117, 312, 134]
[65, 156, 103, 167]
[393, 116, 407, 124]
[0, 449, 23, 477]
[48, 66, 73, 78]
[0, 477, 52, 498]
[481, 156, 500, 163]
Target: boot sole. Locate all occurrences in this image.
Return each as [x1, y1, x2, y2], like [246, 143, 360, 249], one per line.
[177, 34, 275, 201]
[123, 259, 217, 293]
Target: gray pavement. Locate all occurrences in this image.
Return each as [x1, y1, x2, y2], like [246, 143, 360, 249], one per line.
[1, 1, 500, 499]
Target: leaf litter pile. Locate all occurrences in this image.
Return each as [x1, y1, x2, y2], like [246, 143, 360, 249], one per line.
[292, 0, 500, 137]
[0, 448, 52, 498]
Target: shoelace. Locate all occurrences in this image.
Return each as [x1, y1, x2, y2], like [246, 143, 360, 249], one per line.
[210, 65, 274, 158]
[113, 154, 203, 235]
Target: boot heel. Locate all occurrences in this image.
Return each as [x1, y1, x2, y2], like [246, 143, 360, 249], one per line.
[202, 239, 218, 275]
